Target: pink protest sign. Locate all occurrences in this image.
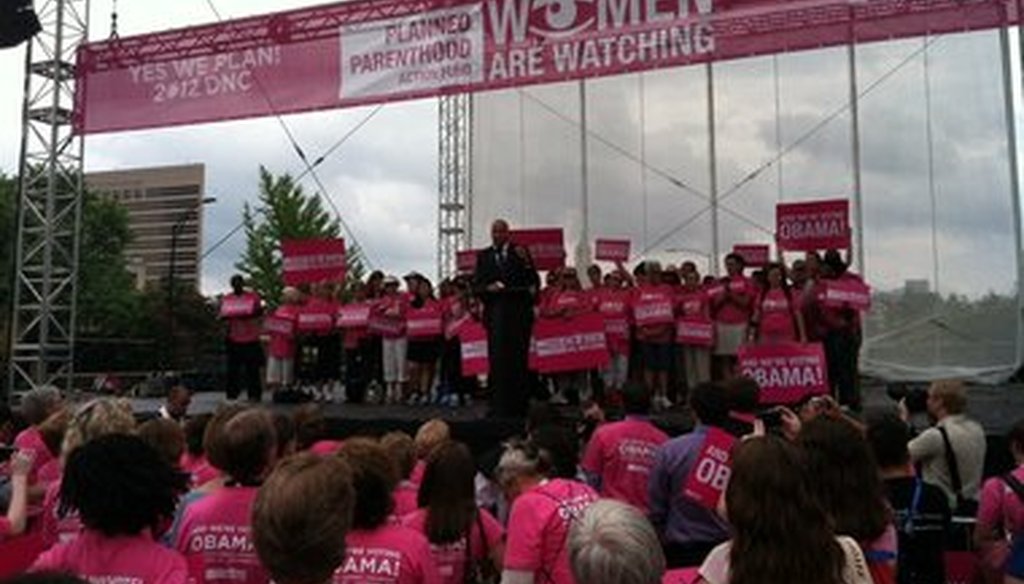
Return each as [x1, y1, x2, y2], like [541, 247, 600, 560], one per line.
[595, 239, 630, 262]
[336, 303, 371, 328]
[732, 244, 770, 267]
[632, 289, 675, 327]
[819, 279, 872, 311]
[281, 239, 346, 286]
[263, 315, 295, 337]
[677, 317, 715, 348]
[776, 199, 850, 252]
[682, 427, 737, 511]
[456, 250, 478, 273]
[406, 305, 443, 338]
[219, 293, 259, 319]
[459, 321, 489, 377]
[296, 306, 336, 334]
[528, 313, 610, 374]
[511, 228, 565, 272]
[738, 342, 829, 405]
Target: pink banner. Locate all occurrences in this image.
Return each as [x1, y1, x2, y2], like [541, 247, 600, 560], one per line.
[456, 250, 479, 273]
[263, 315, 295, 336]
[75, 1, 1015, 134]
[459, 321, 489, 377]
[738, 342, 829, 405]
[406, 305, 444, 338]
[511, 228, 565, 272]
[682, 427, 737, 511]
[281, 239, 346, 286]
[732, 244, 770, 268]
[819, 279, 872, 311]
[776, 199, 850, 252]
[337, 303, 371, 328]
[529, 313, 610, 374]
[219, 293, 259, 319]
[595, 239, 631, 263]
[677, 317, 715, 348]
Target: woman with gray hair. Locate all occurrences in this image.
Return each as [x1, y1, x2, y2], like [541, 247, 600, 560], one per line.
[13, 386, 64, 481]
[569, 500, 666, 584]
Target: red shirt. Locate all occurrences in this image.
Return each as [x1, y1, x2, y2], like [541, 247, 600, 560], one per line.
[392, 481, 419, 518]
[372, 295, 409, 339]
[223, 292, 262, 344]
[14, 426, 54, 480]
[713, 276, 755, 325]
[595, 288, 631, 355]
[631, 285, 676, 344]
[818, 272, 865, 333]
[541, 290, 590, 318]
[581, 418, 669, 513]
[174, 486, 267, 584]
[334, 525, 442, 584]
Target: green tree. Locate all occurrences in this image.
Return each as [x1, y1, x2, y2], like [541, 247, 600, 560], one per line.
[236, 166, 366, 305]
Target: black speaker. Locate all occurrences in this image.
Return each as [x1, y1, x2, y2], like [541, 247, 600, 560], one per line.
[0, 1, 42, 49]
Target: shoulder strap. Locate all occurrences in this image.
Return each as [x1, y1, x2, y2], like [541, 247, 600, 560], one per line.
[836, 536, 874, 584]
[937, 426, 965, 506]
[1003, 473, 1024, 502]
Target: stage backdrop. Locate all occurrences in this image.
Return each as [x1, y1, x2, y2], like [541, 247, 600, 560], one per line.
[74, 0, 1018, 133]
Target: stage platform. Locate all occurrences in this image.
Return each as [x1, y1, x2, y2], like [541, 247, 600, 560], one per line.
[126, 383, 1024, 474]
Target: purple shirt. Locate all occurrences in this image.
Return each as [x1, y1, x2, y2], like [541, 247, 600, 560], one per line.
[648, 425, 731, 547]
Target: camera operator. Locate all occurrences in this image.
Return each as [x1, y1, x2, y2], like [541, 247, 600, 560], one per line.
[904, 380, 986, 516]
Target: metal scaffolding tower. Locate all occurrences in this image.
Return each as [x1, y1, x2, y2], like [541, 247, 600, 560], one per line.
[437, 94, 472, 280]
[7, 0, 89, 397]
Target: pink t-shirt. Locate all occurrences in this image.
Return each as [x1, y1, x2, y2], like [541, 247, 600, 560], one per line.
[757, 288, 797, 342]
[225, 293, 262, 344]
[14, 426, 54, 479]
[678, 290, 709, 319]
[596, 289, 631, 355]
[173, 486, 267, 584]
[32, 530, 187, 584]
[42, 477, 83, 549]
[410, 461, 426, 486]
[580, 418, 669, 513]
[181, 454, 220, 488]
[333, 524, 442, 584]
[978, 466, 1024, 540]
[714, 276, 755, 325]
[266, 304, 300, 359]
[504, 479, 598, 584]
[401, 508, 504, 584]
[393, 481, 420, 518]
[37, 459, 62, 487]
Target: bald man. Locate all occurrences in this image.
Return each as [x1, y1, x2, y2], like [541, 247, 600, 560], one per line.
[473, 219, 540, 418]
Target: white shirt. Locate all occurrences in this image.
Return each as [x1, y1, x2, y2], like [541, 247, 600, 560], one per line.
[908, 414, 987, 509]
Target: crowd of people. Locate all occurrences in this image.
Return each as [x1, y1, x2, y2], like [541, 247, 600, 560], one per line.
[220, 218, 866, 416]
[0, 376, 1018, 584]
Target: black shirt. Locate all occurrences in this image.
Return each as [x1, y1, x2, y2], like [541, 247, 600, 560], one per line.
[883, 476, 951, 584]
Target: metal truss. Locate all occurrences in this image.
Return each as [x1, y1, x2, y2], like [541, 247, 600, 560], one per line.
[437, 94, 472, 280]
[7, 0, 89, 397]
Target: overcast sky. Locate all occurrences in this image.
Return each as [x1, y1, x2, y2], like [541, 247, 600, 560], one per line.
[0, 0, 440, 295]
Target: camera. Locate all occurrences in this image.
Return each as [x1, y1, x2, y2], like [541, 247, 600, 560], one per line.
[886, 383, 930, 415]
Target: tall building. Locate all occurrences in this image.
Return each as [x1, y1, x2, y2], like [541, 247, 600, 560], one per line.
[85, 164, 206, 290]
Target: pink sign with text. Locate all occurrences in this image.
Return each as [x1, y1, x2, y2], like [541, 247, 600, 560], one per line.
[595, 239, 630, 262]
[776, 199, 850, 252]
[819, 279, 872, 311]
[738, 342, 829, 405]
[459, 322, 489, 377]
[406, 305, 444, 338]
[336, 303, 371, 328]
[682, 427, 737, 511]
[511, 228, 565, 272]
[529, 313, 610, 374]
[733, 244, 770, 267]
[677, 318, 715, 348]
[281, 239, 346, 286]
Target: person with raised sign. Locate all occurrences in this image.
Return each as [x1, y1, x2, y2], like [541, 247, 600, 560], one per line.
[221, 275, 264, 402]
[581, 382, 668, 513]
[816, 250, 864, 409]
[748, 263, 806, 345]
[473, 219, 540, 418]
[540, 267, 594, 405]
[631, 262, 677, 411]
[264, 287, 302, 397]
[710, 254, 755, 382]
[374, 276, 410, 405]
[406, 275, 443, 406]
[677, 270, 713, 391]
[695, 436, 874, 584]
[648, 383, 732, 568]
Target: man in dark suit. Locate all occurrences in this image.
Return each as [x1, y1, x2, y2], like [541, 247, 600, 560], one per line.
[474, 219, 539, 418]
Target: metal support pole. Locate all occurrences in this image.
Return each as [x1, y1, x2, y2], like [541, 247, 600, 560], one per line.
[578, 79, 591, 269]
[848, 42, 866, 276]
[707, 63, 720, 276]
[1001, 25, 1024, 379]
